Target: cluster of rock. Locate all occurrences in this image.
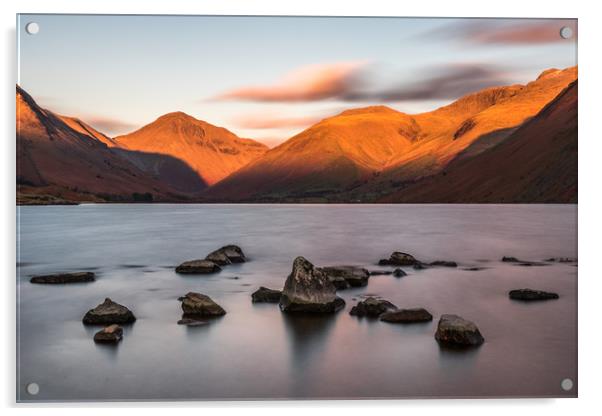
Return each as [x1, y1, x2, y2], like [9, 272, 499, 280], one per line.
[176, 245, 246, 274]
[82, 298, 136, 344]
[29, 245, 566, 349]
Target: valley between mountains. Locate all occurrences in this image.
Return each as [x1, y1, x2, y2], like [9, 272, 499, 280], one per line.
[17, 66, 577, 204]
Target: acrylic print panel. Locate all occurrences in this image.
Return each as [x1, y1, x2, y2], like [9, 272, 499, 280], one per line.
[16, 14, 577, 401]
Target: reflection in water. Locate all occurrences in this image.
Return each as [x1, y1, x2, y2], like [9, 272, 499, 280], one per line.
[281, 312, 337, 395]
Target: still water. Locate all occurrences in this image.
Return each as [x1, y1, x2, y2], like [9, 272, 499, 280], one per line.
[17, 204, 577, 401]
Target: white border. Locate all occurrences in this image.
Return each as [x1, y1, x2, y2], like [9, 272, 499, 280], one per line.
[2, 0, 601, 413]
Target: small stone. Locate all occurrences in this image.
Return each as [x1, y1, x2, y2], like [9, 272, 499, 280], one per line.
[380, 308, 433, 323]
[251, 287, 282, 303]
[393, 268, 407, 277]
[509, 289, 559, 301]
[82, 298, 136, 325]
[435, 314, 484, 347]
[30, 271, 95, 284]
[177, 318, 209, 326]
[93, 324, 123, 344]
[175, 260, 221, 274]
[179, 292, 226, 316]
[349, 297, 397, 317]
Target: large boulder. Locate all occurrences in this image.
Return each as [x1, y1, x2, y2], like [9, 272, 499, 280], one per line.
[30, 271, 95, 284]
[380, 308, 433, 323]
[251, 287, 282, 303]
[378, 252, 417, 266]
[93, 324, 123, 344]
[175, 260, 221, 274]
[205, 245, 246, 265]
[349, 297, 397, 317]
[509, 289, 559, 301]
[83, 298, 136, 325]
[318, 266, 370, 289]
[435, 314, 484, 347]
[279, 257, 345, 313]
[179, 292, 226, 316]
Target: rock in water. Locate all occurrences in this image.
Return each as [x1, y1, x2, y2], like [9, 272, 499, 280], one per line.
[429, 261, 458, 267]
[205, 245, 246, 265]
[349, 297, 397, 317]
[509, 289, 559, 301]
[435, 314, 484, 347]
[380, 308, 433, 323]
[251, 287, 282, 303]
[30, 271, 95, 284]
[369, 270, 394, 276]
[413, 261, 427, 270]
[175, 260, 221, 274]
[179, 292, 226, 316]
[393, 268, 407, 278]
[93, 324, 123, 343]
[83, 298, 136, 325]
[279, 257, 345, 313]
[502, 256, 520, 262]
[318, 266, 370, 289]
[177, 318, 209, 326]
[378, 252, 417, 266]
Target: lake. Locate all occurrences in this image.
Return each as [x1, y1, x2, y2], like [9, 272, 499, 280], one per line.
[16, 204, 577, 401]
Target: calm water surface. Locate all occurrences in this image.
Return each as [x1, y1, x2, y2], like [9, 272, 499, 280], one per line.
[17, 204, 577, 401]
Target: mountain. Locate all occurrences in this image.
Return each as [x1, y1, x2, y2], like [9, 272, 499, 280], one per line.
[115, 112, 268, 186]
[16, 86, 202, 203]
[379, 80, 578, 203]
[204, 66, 577, 202]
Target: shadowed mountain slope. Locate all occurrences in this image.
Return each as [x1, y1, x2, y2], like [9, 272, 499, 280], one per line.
[380, 80, 578, 203]
[16, 86, 204, 202]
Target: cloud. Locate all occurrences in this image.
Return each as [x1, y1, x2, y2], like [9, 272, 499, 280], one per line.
[83, 116, 138, 135]
[442, 19, 577, 45]
[215, 61, 514, 104]
[232, 115, 322, 129]
[352, 64, 511, 101]
[214, 61, 367, 102]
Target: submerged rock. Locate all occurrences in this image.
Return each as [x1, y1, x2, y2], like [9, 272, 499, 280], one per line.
[175, 260, 221, 274]
[502, 256, 520, 262]
[509, 289, 559, 301]
[251, 287, 282, 303]
[413, 261, 428, 270]
[393, 268, 407, 277]
[179, 292, 226, 316]
[349, 297, 397, 317]
[30, 271, 95, 284]
[429, 261, 458, 267]
[93, 324, 123, 344]
[83, 298, 136, 325]
[501, 256, 547, 267]
[545, 257, 577, 263]
[279, 257, 345, 313]
[205, 245, 246, 265]
[378, 252, 417, 266]
[177, 318, 209, 326]
[369, 270, 394, 276]
[435, 314, 484, 347]
[319, 266, 370, 289]
[380, 308, 433, 323]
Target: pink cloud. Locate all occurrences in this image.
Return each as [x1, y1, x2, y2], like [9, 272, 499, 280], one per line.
[215, 62, 367, 102]
[450, 20, 577, 45]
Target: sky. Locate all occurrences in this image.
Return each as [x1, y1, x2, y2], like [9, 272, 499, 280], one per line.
[18, 15, 577, 147]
